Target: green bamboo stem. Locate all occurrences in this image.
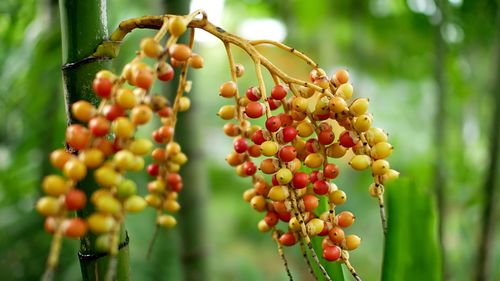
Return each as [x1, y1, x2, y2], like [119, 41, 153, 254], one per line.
[58, 0, 130, 280]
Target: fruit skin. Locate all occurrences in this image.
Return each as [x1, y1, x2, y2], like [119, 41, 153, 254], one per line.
[63, 218, 88, 238]
[65, 189, 87, 210]
[66, 124, 90, 150]
[322, 245, 341, 261]
[42, 175, 68, 196]
[279, 232, 297, 246]
[337, 211, 355, 228]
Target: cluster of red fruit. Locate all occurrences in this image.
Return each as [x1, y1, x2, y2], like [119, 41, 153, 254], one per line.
[37, 22, 203, 271]
[218, 67, 398, 264]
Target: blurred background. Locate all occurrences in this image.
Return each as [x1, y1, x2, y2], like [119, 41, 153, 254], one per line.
[0, 0, 498, 280]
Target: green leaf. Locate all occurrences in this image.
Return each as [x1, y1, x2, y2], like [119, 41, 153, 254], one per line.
[382, 178, 442, 281]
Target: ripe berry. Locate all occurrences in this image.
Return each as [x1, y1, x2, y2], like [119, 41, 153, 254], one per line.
[265, 116, 281, 132]
[50, 149, 73, 169]
[278, 113, 293, 127]
[169, 44, 192, 61]
[251, 129, 267, 145]
[271, 84, 287, 100]
[220, 81, 237, 98]
[313, 180, 329, 195]
[63, 218, 88, 238]
[66, 124, 90, 150]
[339, 131, 357, 148]
[323, 163, 339, 179]
[88, 116, 110, 137]
[322, 245, 341, 261]
[233, 138, 248, 153]
[279, 232, 297, 246]
[243, 161, 257, 176]
[260, 158, 280, 174]
[71, 101, 96, 122]
[92, 77, 113, 98]
[103, 104, 125, 121]
[318, 130, 335, 145]
[267, 98, 281, 110]
[188, 54, 204, 69]
[245, 87, 261, 101]
[337, 211, 355, 228]
[302, 194, 318, 212]
[305, 139, 320, 153]
[247, 144, 261, 158]
[292, 172, 309, 189]
[157, 61, 174, 81]
[65, 189, 87, 210]
[131, 105, 153, 125]
[328, 227, 345, 244]
[147, 163, 160, 177]
[278, 146, 297, 162]
[264, 211, 279, 227]
[245, 102, 264, 118]
[281, 126, 297, 143]
[134, 69, 154, 89]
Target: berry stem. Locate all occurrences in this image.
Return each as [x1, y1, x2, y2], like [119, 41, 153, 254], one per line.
[273, 230, 294, 281]
[249, 39, 319, 68]
[342, 251, 362, 281]
[299, 238, 318, 281]
[41, 218, 64, 281]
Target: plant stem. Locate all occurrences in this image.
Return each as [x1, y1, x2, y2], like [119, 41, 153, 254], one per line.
[58, 0, 130, 280]
[474, 1, 500, 280]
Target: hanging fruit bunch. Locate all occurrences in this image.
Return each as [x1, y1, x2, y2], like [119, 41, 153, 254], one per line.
[37, 10, 398, 281]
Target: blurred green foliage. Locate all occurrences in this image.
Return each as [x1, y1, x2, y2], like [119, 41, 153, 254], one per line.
[0, 0, 498, 280]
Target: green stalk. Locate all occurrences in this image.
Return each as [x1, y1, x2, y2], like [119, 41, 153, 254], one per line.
[59, 0, 130, 280]
[162, 1, 210, 280]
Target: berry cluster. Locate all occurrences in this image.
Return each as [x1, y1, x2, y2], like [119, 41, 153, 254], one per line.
[38, 16, 203, 280]
[219, 64, 398, 279]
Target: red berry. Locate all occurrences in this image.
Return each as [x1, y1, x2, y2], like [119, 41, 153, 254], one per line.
[310, 170, 321, 183]
[322, 245, 341, 261]
[313, 180, 329, 195]
[339, 131, 357, 148]
[271, 84, 287, 100]
[302, 194, 318, 212]
[264, 211, 279, 227]
[292, 172, 310, 189]
[66, 124, 90, 150]
[279, 232, 296, 246]
[278, 146, 297, 162]
[63, 218, 88, 238]
[233, 138, 248, 153]
[147, 164, 160, 176]
[251, 130, 267, 145]
[158, 106, 172, 117]
[88, 116, 110, 137]
[318, 221, 329, 236]
[246, 87, 261, 101]
[268, 98, 281, 110]
[167, 173, 182, 188]
[103, 104, 125, 121]
[278, 113, 293, 127]
[271, 174, 279, 186]
[92, 77, 113, 98]
[265, 116, 281, 132]
[329, 227, 345, 244]
[316, 113, 330, 120]
[306, 139, 320, 153]
[337, 211, 355, 228]
[243, 161, 257, 176]
[65, 189, 87, 211]
[245, 102, 265, 118]
[247, 144, 261, 158]
[323, 163, 339, 179]
[158, 63, 174, 81]
[318, 130, 335, 145]
[152, 130, 165, 144]
[278, 211, 292, 222]
[281, 126, 297, 143]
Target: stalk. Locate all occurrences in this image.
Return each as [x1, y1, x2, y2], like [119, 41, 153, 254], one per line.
[58, 0, 130, 280]
[162, 1, 210, 280]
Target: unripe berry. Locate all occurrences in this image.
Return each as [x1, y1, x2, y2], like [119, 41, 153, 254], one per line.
[260, 141, 279, 156]
[63, 159, 87, 181]
[188, 53, 204, 69]
[94, 166, 121, 187]
[349, 98, 369, 116]
[276, 168, 293, 184]
[304, 153, 323, 168]
[258, 219, 271, 232]
[42, 175, 68, 196]
[243, 188, 256, 202]
[260, 158, 280, 174]
[353, 114, 372, 132]
[349, 155, 372, 170]
[329, 190, 347, 205]
[345, 234, 361, 250]
[326, 143, 347, 158]
[71, 101, 96, 122]
[268, 186, 289, 201]
[168, 16, 187, 36]
[114, 150, 135, 170]
[50, 149, 73, 169]
[371, 142, 393, 159]
[250, 195, 267, 212]
[36, 196, 60, 216]
[79, 148, 104, 168]
[366, 127, 388, 146]
[372, 159, 390, 175]
[87, 213, 115, 234]
[164, 199, 181, 213]
[336, 83, 353, 100]
[288, 217, 301, 231]
[296, 121, 314, 138]
[140, 37, 163, 58]
[124, 195, 147, 212]
[333, 69, 349, 85]
[178, 96, 191, 112]
[113, 117, 135, 139]
[292, 96, 308, 112]
[382, 169, 400, 183]
[307, 218, 325, 236]
[95, 195, 121, 215]
[157, 214, 177, 228]
[329, 96, 348, 113]
[131, 105, 153, 125]
[220, 81, 237, 98]
[218, 105, 236, 120]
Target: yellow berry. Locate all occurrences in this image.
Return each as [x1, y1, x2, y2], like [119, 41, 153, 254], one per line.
[371, 142, 393, 159]
[131, 105, 153, 125]
[71, 100, 96, 122]
[79, 148, 104, 168]
[345, 234, 361, 250]
[63, 159, 87, 181]
[87, 213, 115, 234]
[276, 168, 293, 184]
[217, 105, 236, 120]
[116, 88, 137, 109]
[157, 214, 177, 228]
[304, 153, 323, 168]
[292, 97, 308, 112]
[372, 159, 390, 175]
[382, 169, 400, 183]
[268, 186, 289, 201]
[307, 218, 324, 236]
[129, 139, 153, 156]
[260, 141, 279, 157]
[250, 195, 267, 212]
[178, 96, 191, 112]
[140, 37, 163, 58]
[168, 16, 187, 37]
[124, 195, 146, 213]
[336, 83, 353, 100]
[36, 196, 60, 216]
[113, 117, 135, 139]
[329, 190, 347, 205]
[258, 220, 271, 232]
[145, 194, 162, 208]
[95, 196, 121, 215]
[353, 114, 372, 132]
[50, 149, 74, 169]
[288, 217, 301, 231]
[164, 199, 181, 213]
[114, 150, 135, 170]
[296, 121, 314, 138]
[94, 166, 121, 187]
[243, 188, 256, 202]
[219, 81, 237, 98]
[326, 143, 347, 158]
[166, 142, 181, 155]
[349, 98, 369, 116]
[329, 96, 348, 113]
[349, 155, 371, 170]
[368, 183, 383, 197]
[42, 175, 68, 196]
